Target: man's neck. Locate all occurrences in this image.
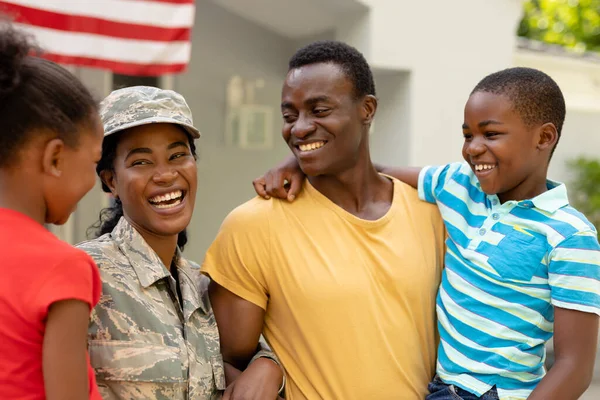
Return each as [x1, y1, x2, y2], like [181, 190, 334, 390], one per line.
[308, 159, 394, 221]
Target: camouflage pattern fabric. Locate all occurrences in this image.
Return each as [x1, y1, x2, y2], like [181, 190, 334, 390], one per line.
[100, 85, 201, 139]
[78, 217, 225, 399]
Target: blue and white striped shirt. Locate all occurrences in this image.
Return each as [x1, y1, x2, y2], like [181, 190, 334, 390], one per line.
[418, 162, 600, 400]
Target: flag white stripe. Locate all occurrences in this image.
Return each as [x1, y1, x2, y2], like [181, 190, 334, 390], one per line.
[4, 0, 194, 28]
[16, 24, 190, 64]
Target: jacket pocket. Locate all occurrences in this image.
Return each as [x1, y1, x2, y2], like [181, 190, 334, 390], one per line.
[188, 352, 227, 396]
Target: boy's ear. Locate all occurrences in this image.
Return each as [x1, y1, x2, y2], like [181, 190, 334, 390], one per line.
[99, 169, 118, 198]
[537, 123, 558, 152]
[42, 138, 65, 177]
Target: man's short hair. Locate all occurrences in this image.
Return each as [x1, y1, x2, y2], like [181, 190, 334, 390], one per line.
[288, 40, 376, 99]
[471, 67, 566, 155]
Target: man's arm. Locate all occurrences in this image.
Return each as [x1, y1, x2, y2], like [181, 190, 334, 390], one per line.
[230, 337, 283, 385]
[528, 307, 599, 400]
[202, 201, 285, 398]
[209, 282, 283, 400]
[209, 281, 265, 369]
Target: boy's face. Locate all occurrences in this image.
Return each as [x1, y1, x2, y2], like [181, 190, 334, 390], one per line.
[461, 91, 549, 202]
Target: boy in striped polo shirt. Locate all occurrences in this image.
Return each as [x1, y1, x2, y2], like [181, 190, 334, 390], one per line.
[254, 67, 600, 400]
[404, 67, 600, 400]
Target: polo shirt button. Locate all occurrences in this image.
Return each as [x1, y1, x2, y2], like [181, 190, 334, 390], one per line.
[492, 213, 500, 220]
[492, 199, 498, 206]
[479, 228, 486, 235]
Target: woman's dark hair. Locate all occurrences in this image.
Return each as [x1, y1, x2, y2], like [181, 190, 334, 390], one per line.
[0, 23, 97, 168]
[87, 127, 197, 251]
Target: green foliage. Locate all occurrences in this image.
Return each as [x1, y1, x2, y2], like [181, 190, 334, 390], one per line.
[518, 0, 600, 53]
[568, 157, 600, 234]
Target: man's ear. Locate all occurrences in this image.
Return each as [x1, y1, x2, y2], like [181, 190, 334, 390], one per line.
[537, 122, 558, 152]
[99, 169, 118, 198]
[41, 138, 65, 177]
[361, 95, 378, 125]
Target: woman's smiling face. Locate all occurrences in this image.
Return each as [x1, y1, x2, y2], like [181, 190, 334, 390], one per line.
[102, 123, 197, 239]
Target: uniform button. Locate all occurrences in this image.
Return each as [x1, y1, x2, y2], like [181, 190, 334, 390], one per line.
[492, 199, 498, 206]
[479, 228, 486, 236]
[492, 213, 500, 220]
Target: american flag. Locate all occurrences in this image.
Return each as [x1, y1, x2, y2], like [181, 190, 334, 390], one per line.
[0, 0, 196, 76]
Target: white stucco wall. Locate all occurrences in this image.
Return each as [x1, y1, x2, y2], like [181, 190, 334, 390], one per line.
[65, 0, 526, 256]
[57, 0, 600, 386]
[64, 0, 600, 258]
[173, 0, 295, 261]
[513, 48, 600, 185]
[350, 0, 523, 167]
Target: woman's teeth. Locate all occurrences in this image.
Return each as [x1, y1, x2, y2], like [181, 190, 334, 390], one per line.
[298, 141, 325, 152]
[148, 190, 183, 208]
[154, 199, 182, 209]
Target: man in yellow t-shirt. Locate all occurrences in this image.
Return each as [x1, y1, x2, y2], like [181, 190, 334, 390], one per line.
[202, 40, 445, 400]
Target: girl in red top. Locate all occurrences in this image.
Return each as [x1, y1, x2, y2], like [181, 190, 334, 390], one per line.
[0, 23, 104, 399]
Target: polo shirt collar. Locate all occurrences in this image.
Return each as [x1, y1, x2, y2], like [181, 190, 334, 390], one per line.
[530, 180, 569, 213]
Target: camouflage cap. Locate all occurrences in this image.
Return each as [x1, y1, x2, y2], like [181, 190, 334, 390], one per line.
[100, 86, 201, 139]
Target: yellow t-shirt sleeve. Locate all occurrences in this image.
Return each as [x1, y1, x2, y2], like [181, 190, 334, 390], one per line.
[201, 199, 271, 310]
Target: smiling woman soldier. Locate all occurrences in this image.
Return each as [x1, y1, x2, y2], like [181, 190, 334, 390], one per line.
[78, 86, 284, 400]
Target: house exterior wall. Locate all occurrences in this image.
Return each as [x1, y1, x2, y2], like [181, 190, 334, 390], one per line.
[513, 48, 600, 184]
[64, 0, 597, 262]
[51, 0, 600, 386]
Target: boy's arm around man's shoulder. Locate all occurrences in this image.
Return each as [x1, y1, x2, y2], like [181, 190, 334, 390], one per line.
[374, 164, 421, 189]
[374, 161, 467, 205]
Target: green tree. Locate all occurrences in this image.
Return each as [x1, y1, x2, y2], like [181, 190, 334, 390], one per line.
[568, 157, 600, 235]
[518, 0, 600, 53]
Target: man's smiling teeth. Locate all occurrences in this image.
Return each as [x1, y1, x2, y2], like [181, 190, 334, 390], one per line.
[474, 164, 496, 171]
[149, 190, 183, 209]
[298, 141, 325, 152]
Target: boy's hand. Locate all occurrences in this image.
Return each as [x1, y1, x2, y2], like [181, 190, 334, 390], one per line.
[253, 155, 304, 202]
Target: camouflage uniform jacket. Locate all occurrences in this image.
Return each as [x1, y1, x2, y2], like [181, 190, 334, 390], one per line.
[77, 217, 227, 400]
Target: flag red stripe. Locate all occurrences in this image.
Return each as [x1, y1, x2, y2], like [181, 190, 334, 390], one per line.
[138, 0, 194, 4]
[43, 53, 187, 76]
[0, 3, 191, 41]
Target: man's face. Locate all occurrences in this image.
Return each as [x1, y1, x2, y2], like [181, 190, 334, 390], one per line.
[280, 63, 369, 176]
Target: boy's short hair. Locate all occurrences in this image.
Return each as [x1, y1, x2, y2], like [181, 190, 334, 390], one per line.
[471, 67, 566, 157]
[288, 40, 376, 99]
